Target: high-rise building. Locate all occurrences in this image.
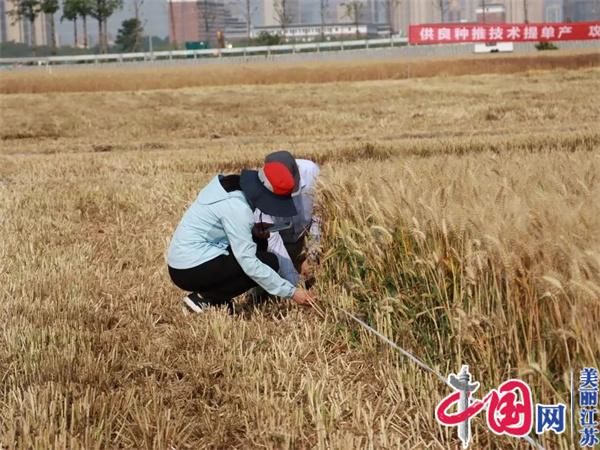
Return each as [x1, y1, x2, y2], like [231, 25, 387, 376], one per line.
[299, 0, 318, 24]
[385, 0, 597, 34]
[261, 0, 302, 26]
[224, 0, 259, 39]
[461, 0, 478, 21]
[0, 0, 7, 42]
[476, 3, 506, 22]
[303, 0, 347, 24]
[168, 0, 201, 45]
[446, 0, 460, 21]
[472, 0, 599, 24]
[334, 1, 347, 23]
[286, 0, 301, 23]
[262, 0, 275, 25]
[564, 0, 600, 21]
[364, 0, 378, 22]
[167, 0, 599, 46]
[168, 0, 254, 45]
[317, 0, 340, 24]
[545, 0, 564, 21]
[502, 0, 544, 22]
[225, 0, 265, 29]
[414, 1, 438, 24]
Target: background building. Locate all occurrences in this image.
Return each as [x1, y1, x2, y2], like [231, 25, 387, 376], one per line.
[0, 0, 50, 45]
[504, 0, 545, 22]
[224, 0, 264, 39]
[4, 0, 598, 50]
[252, 21, 386, 41]
[545, 0, 564, 21]
[564, 0, 600, 21]
[169, 0, 248, 47]
[476, 3, 507, 22]
[168, 0, 201, 45]
[261, 0, 301, 26]
[389, 0, 598, 32]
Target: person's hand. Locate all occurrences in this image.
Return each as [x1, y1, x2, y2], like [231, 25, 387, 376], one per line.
[292, 288, 317, 307]
[300, 259, 312, 279]
[252, 222, 270, 240]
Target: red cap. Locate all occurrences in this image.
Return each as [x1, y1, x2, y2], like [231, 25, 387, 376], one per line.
[258, 161, 295, 196]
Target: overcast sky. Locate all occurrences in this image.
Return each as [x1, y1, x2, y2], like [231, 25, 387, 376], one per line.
[56, 0, 171, 46]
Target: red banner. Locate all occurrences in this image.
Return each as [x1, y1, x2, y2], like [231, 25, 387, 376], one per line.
[409, 22, 600, 45]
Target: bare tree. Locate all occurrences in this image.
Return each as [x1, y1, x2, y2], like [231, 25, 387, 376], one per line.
[385, 0, 400, 35]
[343, 0, 364, 37]
[522, 0, 528, 23]
[432, 0, 446, 23]
[274, 0, 292, 33]
[319, 0, 329, 41]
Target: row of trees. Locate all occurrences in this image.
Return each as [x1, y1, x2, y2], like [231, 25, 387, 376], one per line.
[9, 0, 123, 53]
[9, 0, 59, 51]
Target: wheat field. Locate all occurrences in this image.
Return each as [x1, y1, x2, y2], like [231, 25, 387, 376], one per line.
[1, 56, 599, 449]
[1, 50, 598, 95]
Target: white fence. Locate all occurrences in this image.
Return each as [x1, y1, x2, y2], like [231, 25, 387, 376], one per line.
[2, 37, 597, 69]
[0, 36, 408, 66]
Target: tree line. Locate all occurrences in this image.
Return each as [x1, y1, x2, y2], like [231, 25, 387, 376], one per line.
[9, 0, 123, 54]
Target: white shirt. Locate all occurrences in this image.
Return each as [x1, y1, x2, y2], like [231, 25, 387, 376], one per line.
[254, 159, 320, 285]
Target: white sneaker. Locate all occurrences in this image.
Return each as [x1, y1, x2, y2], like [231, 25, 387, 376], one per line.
[182, 292, 211, 314]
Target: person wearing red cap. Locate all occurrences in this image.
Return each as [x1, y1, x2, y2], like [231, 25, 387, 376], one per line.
[167, 152, 316, 313]
[254, 156, 321, 288]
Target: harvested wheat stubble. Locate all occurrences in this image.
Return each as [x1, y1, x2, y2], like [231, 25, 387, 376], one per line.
[0, 66, 599, 449]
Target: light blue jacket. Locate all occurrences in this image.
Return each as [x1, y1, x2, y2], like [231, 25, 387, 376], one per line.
[167, 176, 296, 299]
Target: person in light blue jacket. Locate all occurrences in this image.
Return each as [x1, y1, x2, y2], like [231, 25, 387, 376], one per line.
[167, 151, 316, 313]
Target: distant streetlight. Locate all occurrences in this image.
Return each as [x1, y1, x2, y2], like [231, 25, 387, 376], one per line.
[141, 1, 153, 56]
[481, 0, 486, 23]
[143, 17, 153, 56]
[406, 0, 411, 35]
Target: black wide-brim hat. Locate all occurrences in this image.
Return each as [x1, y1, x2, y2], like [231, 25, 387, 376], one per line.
[240, 169, 297, 217]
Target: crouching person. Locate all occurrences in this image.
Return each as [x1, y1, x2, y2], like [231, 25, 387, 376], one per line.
[167, 153, 316, 313]
[255, 153, 320, 288]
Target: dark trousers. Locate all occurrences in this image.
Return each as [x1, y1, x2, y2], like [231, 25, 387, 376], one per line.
[283, 235, 306, 272]
[284, 235, 316, 289]
[168, 245, 279, 303]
